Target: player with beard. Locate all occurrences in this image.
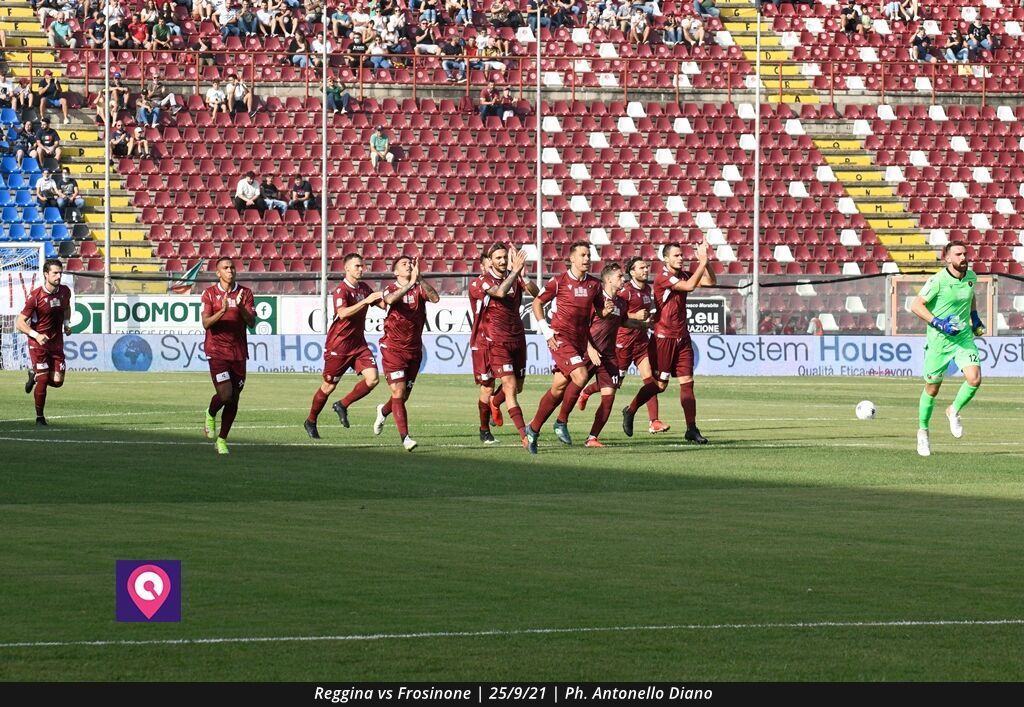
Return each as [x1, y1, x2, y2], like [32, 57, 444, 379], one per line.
[468, 251, 504, 444]
[16, 259, 71, 426]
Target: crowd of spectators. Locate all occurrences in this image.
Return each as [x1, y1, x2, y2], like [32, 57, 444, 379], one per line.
[232, 170, 318, 214]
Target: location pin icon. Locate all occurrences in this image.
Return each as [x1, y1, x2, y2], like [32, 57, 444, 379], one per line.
[126, 565, 171, 620]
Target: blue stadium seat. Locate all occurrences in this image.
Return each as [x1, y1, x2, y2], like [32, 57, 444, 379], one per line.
[30, 223, 50, 240]
[44, 242, 57, 257]
[0, 108, 18, 125]
[43, 207, 62, 223]
[15, 189, 33, 205]
[1, 205, 19, 222]
[5, 224, 26, 241]
[20, 207, 41, 223]
[6, 173, 25, 189]
[0, 191, 9, 206]
[26, 173, 41, 188]
[0, 156, 17, 175]
[21, 158, 40, 174]
[50, 224, 69, 241]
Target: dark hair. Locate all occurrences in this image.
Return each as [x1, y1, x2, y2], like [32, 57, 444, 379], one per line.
[216, 256, 234, 267]
[600, 262, 622, 280]
[567, 241, 590, 257]
[479, 252, 490, 263]
[43, 258, 63, 273]
[943, 240, 967, 256]
[343, 252, 363, 265]
[392, 255, 412, 270]
[486, 242, 508, 258]
[625, 256, 645, 274]
[662, 242, 683, 257]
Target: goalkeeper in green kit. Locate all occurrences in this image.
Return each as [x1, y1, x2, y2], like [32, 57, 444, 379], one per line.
[910, 241, 984, 457]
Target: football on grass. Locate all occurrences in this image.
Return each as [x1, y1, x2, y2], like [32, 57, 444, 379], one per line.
[855, 400, 876, 420]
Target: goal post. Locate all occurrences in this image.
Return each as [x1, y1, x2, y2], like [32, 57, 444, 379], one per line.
[889, 273, 996, 336]
[0, 243, 47, 371]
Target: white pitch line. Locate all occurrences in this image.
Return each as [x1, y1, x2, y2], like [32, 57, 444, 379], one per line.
[1, 618, 1021, 650]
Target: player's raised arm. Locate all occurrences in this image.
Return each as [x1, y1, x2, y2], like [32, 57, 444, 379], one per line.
[486, 246, 526, 299]
[669, 241, 711, 292]
[338, 290, 384, 318]
[418, 263, 440, 305]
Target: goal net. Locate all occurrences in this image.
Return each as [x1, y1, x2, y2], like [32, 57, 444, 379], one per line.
[1, 243, 47, 371]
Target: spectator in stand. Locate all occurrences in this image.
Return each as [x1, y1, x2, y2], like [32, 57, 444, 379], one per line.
[87, 11, 106, 48]
[585, 0, 601, 28]
[944, 29, 968, 63]
[488, 0, 523, 28]
[1, 70, 31, 116]
[553, 0, 578, 28]
[278, 1, 299, 34]
[217, 3, 242, 39]
[135, 94, 160, 128]
[35, 169, 60, 210]
[109, 16, 132, 48]
[629, 7, 650, 43]
[331, 3, 353, 36]
[145, 77, 181, 115]
[367, 36, 393, 73]
[141, 0, 161, 26]
[310, 33, 334, 68]
[662, 14, 683, 45]
[36, 72, 70, 125]
[109, 120, 130, 158]
[450, 0, 472, 24]
[193, 34, 217, 66]
[48, 12, 78, 49]
[597, 2, 617, 31]
[195, 0, 217, 21]
[693, 0, 719, 18]
[289, 34, 312, 67]
[347, 30, 369, 68]
[150, 16, 174, 49]
[414, 21, 442, 55]
[441, 36, 467, 82]
[682, 14, 706, 47]
[478, 80, 499, 120]
[614, 1, 632, 32]
[105, 0, 128, 25]
[12, 121, 36, 168]
[260, 174, 288, 214]
[159, 1, 184, 35]
[205, 79, 228, 116]
[420, 0, 440, 23]
[0, 83, 11, 112]
[227, 75, 256, 116]
[368, 126, 394, 171]
[92, 87, 115, 126]
[528, 0, 552, 31]
[238, 1, 259, 35]
[910, 26, 936, 63]
[478, 36, 509, 71]
[288, 173, 317, 210]
[325, 77, 351, 114]
[57, 166, 84, 222]
[233, 171, 266, 214]
[256, 0, 286, 36]
[350, 2, 371, 35]
[880, 0, 914, 22]
[33, 117, 63, 166]
[840, 0, 867, 38]
[128, 12, 151, 47]
[130, 125, 152, 157]
[497, 85, 517, 120]
[110, 73, 131, 113]
[967, 18, 995, 58]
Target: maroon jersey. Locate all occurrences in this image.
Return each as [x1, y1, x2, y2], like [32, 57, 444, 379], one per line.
[325, 279, 376, 354]
[537, 270, 605, 348]
[201, 283, 254, 361]
[468, 275, 488, 346]
[21, 284, 71, 353]
[652, 267, 691, 339]
[589, 293, 628, 359]
[480, 269, 526, 344]
[381, 282, 427, 355]
[616, 280, 654, 348]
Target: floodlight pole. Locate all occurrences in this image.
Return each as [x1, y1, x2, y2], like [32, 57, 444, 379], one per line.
[750, 8, 762, 335]
[103, 15, 111, 333]
[534, 17, 543, 288]
[320, 8, 329, 331]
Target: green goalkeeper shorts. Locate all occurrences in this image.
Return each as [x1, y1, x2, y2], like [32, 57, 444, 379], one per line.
[922, 337, 981, 384]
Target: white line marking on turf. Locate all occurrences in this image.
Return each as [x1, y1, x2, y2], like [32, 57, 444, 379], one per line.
[1, 618, 1021, 650]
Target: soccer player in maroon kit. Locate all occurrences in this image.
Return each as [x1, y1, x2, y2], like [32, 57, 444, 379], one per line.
[571, 262, 648, 447]
[524, 241, 614, 454]
[577, 257, 670, 434]
[16, 258, 71, 425]
[305, 253, 384, 438]
[371, 255, 439, 451]
[200, 257, 256, 455]
[468, 251, 502, 444]
[622, 240, 715, 444]
[480, 243, 539, 445]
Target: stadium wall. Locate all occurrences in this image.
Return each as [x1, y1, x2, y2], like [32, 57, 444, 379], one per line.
[60, 334, 1024, 378]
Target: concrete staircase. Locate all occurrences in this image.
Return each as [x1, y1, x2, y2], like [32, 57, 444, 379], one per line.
[2, 0, 159, 291]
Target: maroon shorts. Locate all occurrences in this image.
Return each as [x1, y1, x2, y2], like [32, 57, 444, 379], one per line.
[381, 345, 422, 387]
[470, 341, 492, 385]
[615, 337, 650, 374]
[589, 358, 621, 390]
[488, 336, 527, 379]
[549, 336, 589, 377]
[29, 347, 66, 380]
[322, 345, 377, 383]
[209, 358, 246, 389]
[649, 335, 694, 381]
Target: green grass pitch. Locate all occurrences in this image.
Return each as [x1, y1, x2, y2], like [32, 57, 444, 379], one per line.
[1, 371, 1022, 681]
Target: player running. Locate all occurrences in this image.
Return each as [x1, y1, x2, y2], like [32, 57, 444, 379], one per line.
[372, 256, 440, 451]
[577, 257, 669, 434]
[910, 241, 984, 457]
[525, 241, 614, 454]
[468, 251, 503, 444]
[16, 258, 71, 426]
[480, 243, 539, 445]
[571, 262, 647, 448]
[621, 240, 714, 444]
[305, 253, 384, 439]
[200, 257, 256, 455]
